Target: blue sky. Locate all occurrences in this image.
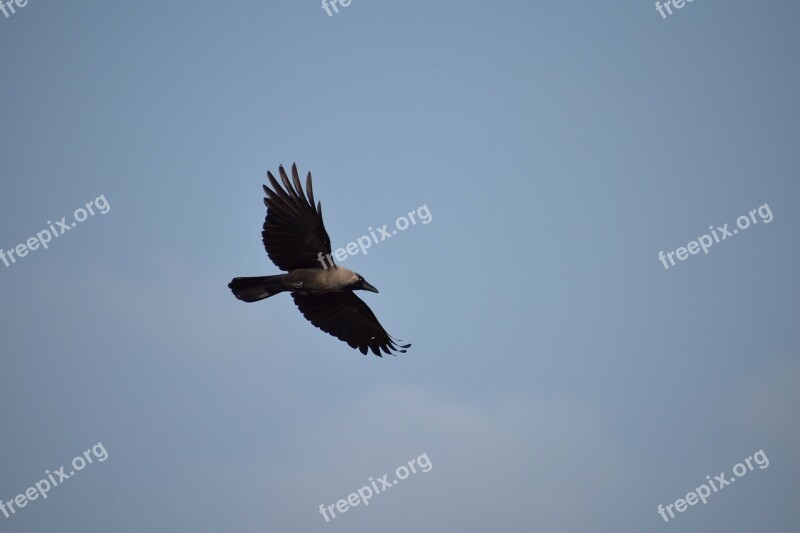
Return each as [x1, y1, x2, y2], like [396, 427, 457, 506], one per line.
[0, 1, 798, 531]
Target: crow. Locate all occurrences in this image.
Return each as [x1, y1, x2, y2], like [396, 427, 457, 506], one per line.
[228, 164, 410, 357]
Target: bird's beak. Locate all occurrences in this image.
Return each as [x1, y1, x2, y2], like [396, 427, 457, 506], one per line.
[360, 279, 379, 293]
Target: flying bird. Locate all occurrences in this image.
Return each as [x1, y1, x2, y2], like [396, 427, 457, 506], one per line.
[228, 164, 410, 356]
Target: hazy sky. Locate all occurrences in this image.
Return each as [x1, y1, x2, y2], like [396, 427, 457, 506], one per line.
[1, 1, 798, 532]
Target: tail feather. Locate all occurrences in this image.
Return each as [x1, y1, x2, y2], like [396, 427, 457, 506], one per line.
[228, 275, 287, 302]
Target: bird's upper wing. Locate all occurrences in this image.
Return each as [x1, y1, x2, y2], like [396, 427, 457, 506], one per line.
[261, 164, 332, 271]
[292, 292, 410, 356]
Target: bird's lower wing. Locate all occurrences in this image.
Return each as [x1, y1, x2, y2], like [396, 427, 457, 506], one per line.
[292, 292, 410, 356]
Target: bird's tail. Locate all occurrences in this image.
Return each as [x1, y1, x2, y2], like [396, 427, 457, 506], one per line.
[228, 275, 287, 302]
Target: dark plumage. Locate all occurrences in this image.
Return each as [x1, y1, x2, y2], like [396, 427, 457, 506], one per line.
[229, 164, 409, 357]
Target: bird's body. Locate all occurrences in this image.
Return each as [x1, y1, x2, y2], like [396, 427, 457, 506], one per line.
[228, 164, 409, 356]
[284, 267, 364, 294]
[229, 267, 370, 299]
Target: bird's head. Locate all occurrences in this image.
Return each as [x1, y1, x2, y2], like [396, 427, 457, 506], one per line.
[350, 273, 378, 293]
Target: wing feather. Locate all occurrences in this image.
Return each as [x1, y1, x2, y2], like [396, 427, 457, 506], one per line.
[292, 292, 410, 357]
[261, 164, 333, 271]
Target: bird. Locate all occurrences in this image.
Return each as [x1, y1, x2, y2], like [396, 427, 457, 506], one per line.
[228, 163, 410, 357]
